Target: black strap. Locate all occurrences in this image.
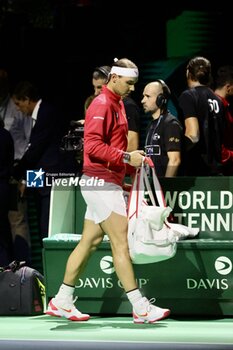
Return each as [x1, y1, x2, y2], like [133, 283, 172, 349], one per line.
[0, 260, 26, 273]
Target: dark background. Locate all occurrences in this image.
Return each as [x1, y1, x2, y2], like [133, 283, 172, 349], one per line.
[0, 0, 232, 120]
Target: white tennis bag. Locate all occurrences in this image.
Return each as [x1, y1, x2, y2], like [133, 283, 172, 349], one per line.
[127, 158, 198, 264]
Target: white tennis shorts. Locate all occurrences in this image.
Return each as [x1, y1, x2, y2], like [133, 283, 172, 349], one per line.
[80, 175, 127, 224]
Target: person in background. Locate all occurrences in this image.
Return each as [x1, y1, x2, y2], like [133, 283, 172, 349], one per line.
[0, 69, 32, 265]
[214, 65, 233, 175]
[0, 117, 14, 265]
[123, 92, 141, 178]
[12, 80, 74, 244]
[141, 80, 182, 177]
[83, 66, 111, 116]
[123, 95, 140, 152]
[178, 56, 225, 176]
[70, 66, 113, 172]
[46, 57, 171, 324]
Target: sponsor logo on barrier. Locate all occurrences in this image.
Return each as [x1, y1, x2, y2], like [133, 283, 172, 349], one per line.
[165, 190, 233, 233]
[186, 278, 228, 290]
[215, 256, 232, 275]
[75, 255, 148, 290]
[100, 256, 115, 274]
[186, 256, 232, 290]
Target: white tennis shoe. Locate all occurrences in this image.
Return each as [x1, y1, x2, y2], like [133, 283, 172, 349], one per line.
[133, 297, 170, 324]
[46, 296, 90, 321]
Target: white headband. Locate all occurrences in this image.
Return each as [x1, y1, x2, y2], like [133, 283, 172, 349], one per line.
[110, 66, 139, 78]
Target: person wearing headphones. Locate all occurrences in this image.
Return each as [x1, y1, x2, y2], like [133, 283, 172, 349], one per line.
[141, 80, 183, 177]
[83, 66, 111, 115]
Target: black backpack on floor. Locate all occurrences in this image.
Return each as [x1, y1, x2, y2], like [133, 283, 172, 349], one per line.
[0, 261, 45, 315]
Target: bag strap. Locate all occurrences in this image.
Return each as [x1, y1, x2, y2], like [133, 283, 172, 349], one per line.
[128, 166, 140, 219]
[144, 157, 167, 207]
[127, 157, 168, 219]
[141, 165, 157, 206]
[127, 168, 137, 219]
[0, 260, 26, 273]
[128, 159, 148, 219]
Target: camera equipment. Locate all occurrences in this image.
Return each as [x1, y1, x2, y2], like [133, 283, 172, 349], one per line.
[60, 121, 84, 154]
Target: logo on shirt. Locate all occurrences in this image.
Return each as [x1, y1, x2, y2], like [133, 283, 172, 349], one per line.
[152, 133, 160, 141]
[26, 168, 45, 187]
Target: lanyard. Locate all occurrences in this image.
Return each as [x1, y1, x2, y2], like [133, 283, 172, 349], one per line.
[145, 114, 163, 146]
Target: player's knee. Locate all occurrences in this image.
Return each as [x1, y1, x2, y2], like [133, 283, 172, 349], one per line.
[89, 236, 103, 252]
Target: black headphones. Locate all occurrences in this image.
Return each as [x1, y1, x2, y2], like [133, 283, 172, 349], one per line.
[155, 79, 171, 110]
[95, 66, 111, 78]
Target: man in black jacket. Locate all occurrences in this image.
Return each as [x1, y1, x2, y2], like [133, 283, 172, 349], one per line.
[12, 81, 76, 243]
[0, 117, 14, 264]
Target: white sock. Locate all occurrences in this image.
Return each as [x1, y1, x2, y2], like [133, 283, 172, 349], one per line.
[126, 289, 143, 306]
[55, 283, 75, 300]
